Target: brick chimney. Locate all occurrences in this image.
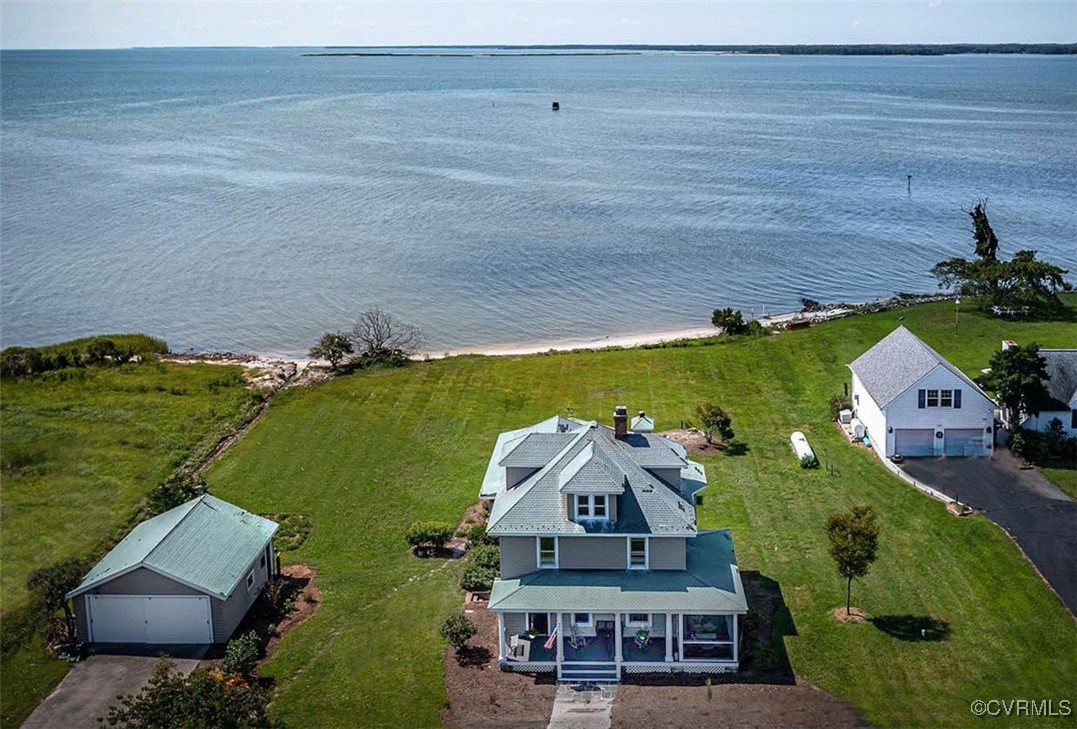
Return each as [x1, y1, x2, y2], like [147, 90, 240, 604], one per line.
[614, 405, 628, 439]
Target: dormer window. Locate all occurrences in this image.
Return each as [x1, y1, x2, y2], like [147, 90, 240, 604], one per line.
[574, 494, 609, 521]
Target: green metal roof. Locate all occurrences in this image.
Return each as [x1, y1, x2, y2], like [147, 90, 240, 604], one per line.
[488, 530, 747, 613]
[67, 495, 278, 601]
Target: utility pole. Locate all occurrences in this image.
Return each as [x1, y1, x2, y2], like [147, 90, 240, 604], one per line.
[955, 296, 960, 332]
[907, 174, 912, 195]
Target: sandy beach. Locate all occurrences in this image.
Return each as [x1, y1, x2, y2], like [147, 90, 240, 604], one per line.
[422, 307, 849, 359]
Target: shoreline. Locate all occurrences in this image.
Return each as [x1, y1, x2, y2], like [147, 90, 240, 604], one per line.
[421, 307, 848, 359]
[162, 293, 959, 366]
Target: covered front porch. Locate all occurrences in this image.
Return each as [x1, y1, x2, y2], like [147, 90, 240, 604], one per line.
[496, 610, 739, 677]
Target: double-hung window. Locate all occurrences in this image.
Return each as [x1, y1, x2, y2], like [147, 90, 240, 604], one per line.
[628, 537, 648, 569]
[939, 389, 954, 408]
[626, 613, 650, 628]
[926, 389, 939, 407]
[575, 494, 609, 520]
[538, 536, 558, 568]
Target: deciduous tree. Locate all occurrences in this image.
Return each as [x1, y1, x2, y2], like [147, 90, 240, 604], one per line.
[979, 343, 1050, 428]
[825, 505, 880, 617]
[696, 402, 735, 444]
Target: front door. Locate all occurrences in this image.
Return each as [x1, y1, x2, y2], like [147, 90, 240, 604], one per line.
[529, 612, 549, 635]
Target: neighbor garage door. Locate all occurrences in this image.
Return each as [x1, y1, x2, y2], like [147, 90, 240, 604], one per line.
[945, 429, 986, 457]
[894, 429, 935, 457]
[88, 595, 212, 644]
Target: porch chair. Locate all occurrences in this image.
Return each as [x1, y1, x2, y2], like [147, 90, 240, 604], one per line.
[508, 635, 531, 662]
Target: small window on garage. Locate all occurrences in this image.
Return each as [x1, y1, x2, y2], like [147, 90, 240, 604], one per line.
[246, 570, 255, 591]
[260, 553, 266, 569]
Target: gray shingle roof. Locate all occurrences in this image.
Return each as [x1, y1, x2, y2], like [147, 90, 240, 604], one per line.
[500, 432, 578, 468]
[1040, 349, 1077, 410]
[558, 443, 626, 494]
[849, 326, 987, 408]
[485, 419, 698, 536]
[67, 495, 278, 600]
[488, 530, 746, 613]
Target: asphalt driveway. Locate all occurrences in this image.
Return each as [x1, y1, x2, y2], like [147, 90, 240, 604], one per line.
[900, 450, 1077, 615]
[22, 645, 206, 729]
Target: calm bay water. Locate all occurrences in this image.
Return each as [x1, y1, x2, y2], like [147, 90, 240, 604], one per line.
[2, 49, 1075, 355]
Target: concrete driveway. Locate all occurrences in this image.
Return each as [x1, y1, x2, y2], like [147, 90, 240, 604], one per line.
[22, 645, 206, 729]
[899, 450, 1077, 615]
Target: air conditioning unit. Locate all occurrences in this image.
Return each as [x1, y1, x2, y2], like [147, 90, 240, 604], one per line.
[838, 409, 852, 424]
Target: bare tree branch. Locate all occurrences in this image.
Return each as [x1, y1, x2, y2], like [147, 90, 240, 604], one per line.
[348, 308, 424, 359]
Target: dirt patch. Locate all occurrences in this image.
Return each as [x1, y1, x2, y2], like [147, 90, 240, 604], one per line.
[442, 604, 557, 729]
[832, 607, 869, 624]
[659, 429, 723, 457]
[611, 679, 867, 729]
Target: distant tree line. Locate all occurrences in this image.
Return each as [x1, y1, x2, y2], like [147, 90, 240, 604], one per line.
[0, 334, 167, 378]
[441, 43, 1077, 55]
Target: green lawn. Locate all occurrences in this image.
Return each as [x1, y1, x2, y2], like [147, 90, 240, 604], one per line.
[1041, 459, 1077, 501]
[203, 298, 1077, 728]
[0, 361, 254, 726]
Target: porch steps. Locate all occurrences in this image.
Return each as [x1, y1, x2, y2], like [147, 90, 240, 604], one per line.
[558, 662, 618, 685]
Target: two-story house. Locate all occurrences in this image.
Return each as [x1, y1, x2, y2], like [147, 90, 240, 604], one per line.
[480, 407, 747, 684]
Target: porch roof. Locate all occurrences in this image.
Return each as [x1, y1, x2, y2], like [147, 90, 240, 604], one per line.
[489, 530, 746, 613]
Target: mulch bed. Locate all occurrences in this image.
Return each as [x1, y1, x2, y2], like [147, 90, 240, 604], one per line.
[441, 602, 557, 729]
[658, 429, 724, 457]
[832, 607, 869, 624]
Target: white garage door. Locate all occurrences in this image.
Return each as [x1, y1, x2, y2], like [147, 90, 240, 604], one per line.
[945, 429, 986, 457]
[88, 595, 212, 644]
[894, 429, 935, 457]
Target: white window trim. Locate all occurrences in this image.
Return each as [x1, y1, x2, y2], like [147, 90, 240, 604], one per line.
[537, 536, 559, 569]
[574, 494, 610, 521]
[245, 569, 256, 591]
[626, 613, 650, 628]
[627, 536, 649, 570]
[573, 612, 593, 627]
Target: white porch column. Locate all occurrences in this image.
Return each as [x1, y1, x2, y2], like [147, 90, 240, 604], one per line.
[556, 613, 564, 664]
[614, 613, 623, 665]
[665, 613, 674, 662]
[732, 613, 739, 664]
[497, 613, 507, 661]
[678, 614, 685, 661]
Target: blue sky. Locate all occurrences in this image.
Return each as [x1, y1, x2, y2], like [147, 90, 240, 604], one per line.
[1, 1, 1073, 49]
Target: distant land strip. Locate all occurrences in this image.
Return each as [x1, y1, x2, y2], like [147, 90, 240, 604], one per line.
[304, 51, 641, 57]
[307, 43, 1076, 57]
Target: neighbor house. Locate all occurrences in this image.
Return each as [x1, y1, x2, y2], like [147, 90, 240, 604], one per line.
[479, 407, 747, 683]
[66, 495, 277, 645]
[1002, 342, 1077, 436]
[849, 326, 996, 458]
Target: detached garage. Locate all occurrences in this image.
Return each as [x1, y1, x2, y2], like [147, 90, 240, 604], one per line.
[67, 495, 278, 645]
[849, 326, 996, 459]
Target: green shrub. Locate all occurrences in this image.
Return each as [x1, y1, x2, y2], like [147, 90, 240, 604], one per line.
[221, 631, 260, 677]
[103, 658, 274, 728]
[466, 524, 495, 546]
[147, 472, 206, 515]
[404, 521, 454, 553]
[711, 308, 749, 335]
[440, 613, 477, 650]
[460, 544, 500, 592]
[829, 393, 852, 421]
